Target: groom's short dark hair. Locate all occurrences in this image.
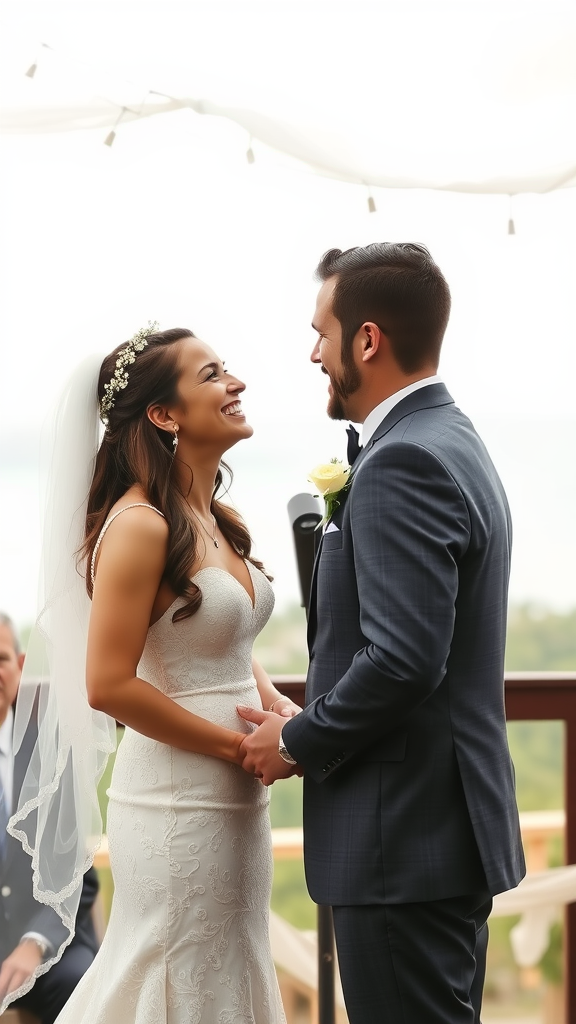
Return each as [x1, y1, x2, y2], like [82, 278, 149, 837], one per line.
[316, 242, 451, 374]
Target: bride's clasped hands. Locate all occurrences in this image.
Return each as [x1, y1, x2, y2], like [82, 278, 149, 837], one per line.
[237, 704, 303, 785]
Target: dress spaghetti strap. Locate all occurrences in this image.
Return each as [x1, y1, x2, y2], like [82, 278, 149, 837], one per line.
[90, 503, 166, 587]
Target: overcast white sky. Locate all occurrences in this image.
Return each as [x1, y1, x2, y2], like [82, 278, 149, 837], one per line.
[1, 1, 575, 628]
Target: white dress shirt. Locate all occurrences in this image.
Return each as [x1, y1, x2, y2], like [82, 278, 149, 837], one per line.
[0, 706, 14, 817]
[361, 375, 443, 447]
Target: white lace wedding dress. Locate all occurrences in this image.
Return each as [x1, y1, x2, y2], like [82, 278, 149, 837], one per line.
[55, 548, 286, 1024]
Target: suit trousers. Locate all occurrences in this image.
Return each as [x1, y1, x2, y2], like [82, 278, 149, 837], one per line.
[11, 941, 95, 1024]
[332, 891, 492, 1024]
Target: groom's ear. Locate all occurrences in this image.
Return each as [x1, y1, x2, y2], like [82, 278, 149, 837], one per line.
[359, 322, 384, 363]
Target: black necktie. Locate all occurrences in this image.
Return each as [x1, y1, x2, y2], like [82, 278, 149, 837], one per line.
[346, 424, 363, 466]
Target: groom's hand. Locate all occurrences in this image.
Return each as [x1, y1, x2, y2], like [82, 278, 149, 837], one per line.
[237, 706, 300, 786]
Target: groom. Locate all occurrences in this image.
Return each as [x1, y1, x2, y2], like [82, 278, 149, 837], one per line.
[238, 242, 525, 1023]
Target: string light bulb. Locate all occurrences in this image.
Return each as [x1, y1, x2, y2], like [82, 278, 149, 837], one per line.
[246, 136, 255, 164]
[103, 107, 128, 148]
[367, 194, 376, 213]
[508, 195, 516, 235]
[24, 43, 51, 79]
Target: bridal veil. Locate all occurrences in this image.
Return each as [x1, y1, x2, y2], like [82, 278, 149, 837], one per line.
[3, 354, 117, 1010]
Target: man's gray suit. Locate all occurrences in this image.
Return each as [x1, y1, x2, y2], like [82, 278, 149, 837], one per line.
[1, 711, 98, 1023]
[283, 383, 525, 1018]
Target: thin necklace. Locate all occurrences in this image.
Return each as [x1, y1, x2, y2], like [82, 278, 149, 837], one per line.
[191, 508, 219, 548]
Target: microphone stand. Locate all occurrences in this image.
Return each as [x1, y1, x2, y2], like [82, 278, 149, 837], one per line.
[287, 494, 336, 1024]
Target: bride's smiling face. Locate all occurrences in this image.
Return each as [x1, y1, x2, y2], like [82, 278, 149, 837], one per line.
[169, 336, 253, 450]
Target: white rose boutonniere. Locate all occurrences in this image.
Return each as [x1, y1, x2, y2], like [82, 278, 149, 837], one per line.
[308, 458, 352, 524]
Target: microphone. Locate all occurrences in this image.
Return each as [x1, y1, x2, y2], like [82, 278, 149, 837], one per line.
[287, 493, 322, 616]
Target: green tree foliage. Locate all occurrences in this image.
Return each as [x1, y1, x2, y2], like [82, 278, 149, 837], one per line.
[253, 604, 308, 675]
[506, 721, 563, 811]
[269, 774, 303, 829]
[504, 604, 576, 813]
[271, 860, 316, 931]
[506, 605, 576, 672]
[269, 778, 313, 929]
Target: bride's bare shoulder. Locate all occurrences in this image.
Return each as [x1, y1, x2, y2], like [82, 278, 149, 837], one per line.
[98, 489, 169, 564]
[107, 487, 166, 527]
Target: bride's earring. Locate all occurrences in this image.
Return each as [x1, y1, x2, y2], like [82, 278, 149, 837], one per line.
[172, 424, 179, 454]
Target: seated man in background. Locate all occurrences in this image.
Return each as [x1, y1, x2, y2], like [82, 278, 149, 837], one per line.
[0, 611, 99, 1024]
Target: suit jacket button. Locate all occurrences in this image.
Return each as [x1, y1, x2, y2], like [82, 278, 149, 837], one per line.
[1, 886, 11, 897]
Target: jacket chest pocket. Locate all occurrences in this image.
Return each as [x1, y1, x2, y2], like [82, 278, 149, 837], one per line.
[321, 530, 343, 551]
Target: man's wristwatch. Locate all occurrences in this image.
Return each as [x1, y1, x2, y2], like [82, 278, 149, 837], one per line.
[278, 731, 297, 766]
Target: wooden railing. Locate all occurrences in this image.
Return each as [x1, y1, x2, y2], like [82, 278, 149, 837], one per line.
[273, 671, 576, 1024]
[504, 673, 576, 1024]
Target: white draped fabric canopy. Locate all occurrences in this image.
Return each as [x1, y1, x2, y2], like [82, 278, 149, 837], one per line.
[1, 0, 576, 194]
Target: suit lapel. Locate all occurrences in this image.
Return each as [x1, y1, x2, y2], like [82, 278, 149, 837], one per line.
[306, 527, 323, 647]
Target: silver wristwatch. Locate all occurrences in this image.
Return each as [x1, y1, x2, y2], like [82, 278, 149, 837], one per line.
[278, 731, 297, 766]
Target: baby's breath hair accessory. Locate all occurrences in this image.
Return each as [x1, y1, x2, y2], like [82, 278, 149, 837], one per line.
[99, 321, 159, 424]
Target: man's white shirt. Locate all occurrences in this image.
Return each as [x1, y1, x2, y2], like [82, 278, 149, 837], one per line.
[0, 706, 14, 817]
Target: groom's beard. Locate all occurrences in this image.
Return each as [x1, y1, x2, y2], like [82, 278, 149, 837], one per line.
[324, 360, 361, 421]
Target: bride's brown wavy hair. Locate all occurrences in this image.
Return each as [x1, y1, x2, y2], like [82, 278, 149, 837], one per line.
[82, 327, 270, 621]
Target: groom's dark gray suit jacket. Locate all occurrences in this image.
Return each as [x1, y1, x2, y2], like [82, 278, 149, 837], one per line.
[283, 383, 525, 906]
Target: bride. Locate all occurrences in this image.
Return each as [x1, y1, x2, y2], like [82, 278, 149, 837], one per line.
[6, 324, 297, 1023]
